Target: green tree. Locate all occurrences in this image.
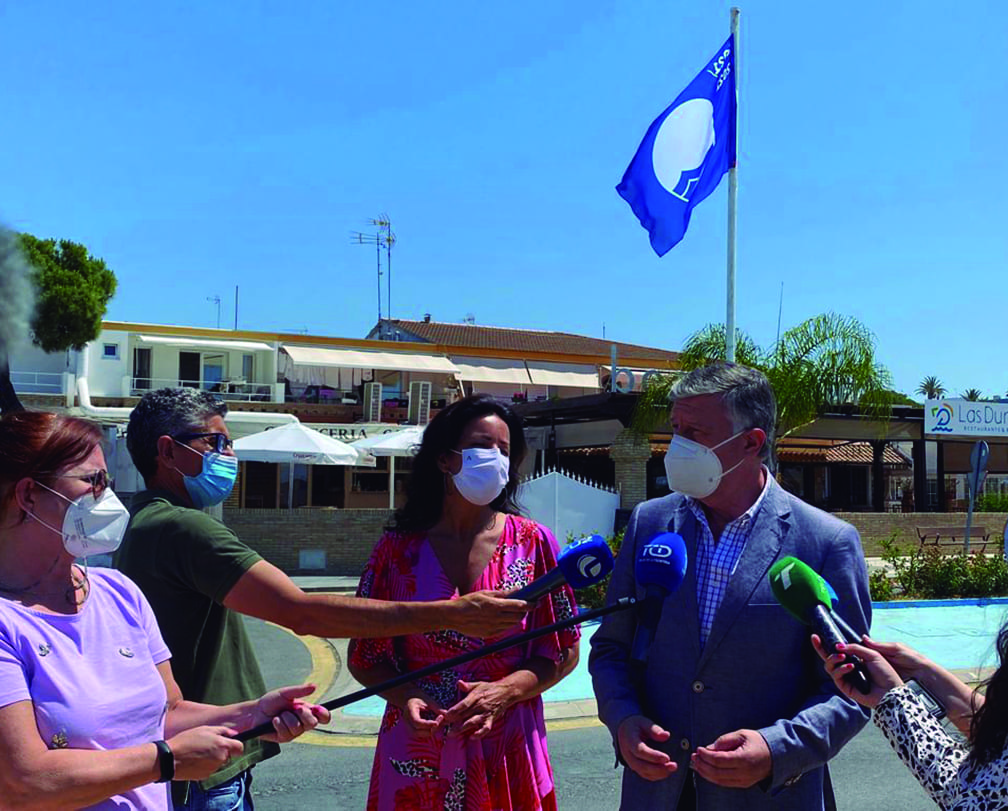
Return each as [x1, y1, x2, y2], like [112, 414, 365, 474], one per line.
[961, 388, 983, 401]
[916, 376, 946, 399]
[632, 313, 893, 445]
[0, 233, 117, 414]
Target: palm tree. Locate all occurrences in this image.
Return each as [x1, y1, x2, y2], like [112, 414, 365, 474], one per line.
[632, 313, 893, 443]
[962, 388, 983, 401]
[916, 376, 946, 399]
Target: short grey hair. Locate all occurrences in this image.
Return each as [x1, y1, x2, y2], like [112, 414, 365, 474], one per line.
[671, 363, 777, 467]
[127, 388, 228, 483]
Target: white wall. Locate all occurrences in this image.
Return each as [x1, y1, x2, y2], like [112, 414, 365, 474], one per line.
[86, 330, 130, 397]
[518, 469, 620, 542]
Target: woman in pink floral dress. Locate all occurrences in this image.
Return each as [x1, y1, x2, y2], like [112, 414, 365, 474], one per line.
[349, 395, 580, 811]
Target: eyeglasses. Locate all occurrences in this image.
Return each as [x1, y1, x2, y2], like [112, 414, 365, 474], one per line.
[53, 470, 112, 500]
[173, 432, 234, 453]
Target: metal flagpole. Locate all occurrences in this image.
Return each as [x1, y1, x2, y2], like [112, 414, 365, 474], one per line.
[725, 7, 740, 362]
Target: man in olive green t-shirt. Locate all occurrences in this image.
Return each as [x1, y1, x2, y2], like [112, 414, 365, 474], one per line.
[116, 388, 529, 810]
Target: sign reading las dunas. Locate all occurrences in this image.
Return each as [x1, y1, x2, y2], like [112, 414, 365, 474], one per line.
[925, 399, 1008, 437]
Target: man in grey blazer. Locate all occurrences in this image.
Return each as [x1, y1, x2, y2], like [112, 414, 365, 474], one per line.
[590, 363, 871, 810]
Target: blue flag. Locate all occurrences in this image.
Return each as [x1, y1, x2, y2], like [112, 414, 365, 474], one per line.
[617, 37, 736, 256]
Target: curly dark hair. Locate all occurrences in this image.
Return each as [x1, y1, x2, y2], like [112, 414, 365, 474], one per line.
[391, 394, 527, 533]
[969, 619, 1008, 766]
[126, 387, 228, 483]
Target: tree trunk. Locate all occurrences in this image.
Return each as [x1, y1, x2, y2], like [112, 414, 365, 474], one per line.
[0, 349, 26, 414]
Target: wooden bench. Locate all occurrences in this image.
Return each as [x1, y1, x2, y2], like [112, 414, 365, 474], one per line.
[915, 526, 990, 553]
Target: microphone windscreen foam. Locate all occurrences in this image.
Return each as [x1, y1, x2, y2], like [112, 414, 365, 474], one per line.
[556, 534, 614, 589]
[635, 532, 688, 593]
[768, 556, 833, 624]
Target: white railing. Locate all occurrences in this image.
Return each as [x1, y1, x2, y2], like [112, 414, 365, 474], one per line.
[127, 377, 279, 402]
[10, 371, 65, 395]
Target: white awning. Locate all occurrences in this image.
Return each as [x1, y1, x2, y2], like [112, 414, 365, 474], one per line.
[525, 362, 601, 388]
[452, 358, 531, 385]
[281, 344, 459, 375]
[137, 335, 273, 353]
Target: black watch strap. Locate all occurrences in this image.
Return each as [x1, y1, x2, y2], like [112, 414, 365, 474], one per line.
[153, 739, 175, 783]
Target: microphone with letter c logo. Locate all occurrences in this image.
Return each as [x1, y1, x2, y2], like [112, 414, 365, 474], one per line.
[510, 534, 614, 601]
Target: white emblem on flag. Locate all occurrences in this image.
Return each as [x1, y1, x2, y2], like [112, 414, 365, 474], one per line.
[652, 98, 716, 202]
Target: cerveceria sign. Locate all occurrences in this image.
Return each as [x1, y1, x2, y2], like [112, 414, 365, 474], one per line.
[925, 399, 1008, 437]
[304, 423, 405, 443]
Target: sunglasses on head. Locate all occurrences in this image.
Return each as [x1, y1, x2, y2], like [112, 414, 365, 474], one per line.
[173, 432, 234, 453]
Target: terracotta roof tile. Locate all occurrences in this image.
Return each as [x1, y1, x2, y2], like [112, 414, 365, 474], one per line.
[777, 440, 910, 467]
[381, 319, 679, 363]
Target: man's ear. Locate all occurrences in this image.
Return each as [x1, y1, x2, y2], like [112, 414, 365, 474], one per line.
[155, 435, 177, 468]
[745, 428, 767, 459]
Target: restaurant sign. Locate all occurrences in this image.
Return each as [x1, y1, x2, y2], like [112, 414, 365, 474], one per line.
[925, 399, 1008, 437]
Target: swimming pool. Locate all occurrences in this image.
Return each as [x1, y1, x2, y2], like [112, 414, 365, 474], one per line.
[344, 601, 1008, 717]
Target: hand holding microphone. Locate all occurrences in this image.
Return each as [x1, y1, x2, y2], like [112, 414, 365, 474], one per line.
[237, 541, 628, 742]
[810, 636, 902, 708]
[768, 557, 872, 695]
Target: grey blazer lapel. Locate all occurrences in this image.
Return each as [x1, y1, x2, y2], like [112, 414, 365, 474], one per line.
[697, 480, 790, 669]
[669, 502, 702, 664]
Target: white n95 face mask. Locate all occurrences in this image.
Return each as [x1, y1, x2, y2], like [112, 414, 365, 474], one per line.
[451, 447, 510, 506]
[31, 484, 131, 558]
[663, 430, 746, 499]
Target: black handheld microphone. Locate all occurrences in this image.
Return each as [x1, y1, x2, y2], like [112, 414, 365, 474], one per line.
[511, 534, 614, 601]
[768, 557, 872, 695]
[818, 575, 863, 644]
[629, 532, 688, 673]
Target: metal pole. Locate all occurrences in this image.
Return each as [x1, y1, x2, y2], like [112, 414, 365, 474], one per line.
[376, 237, 382, 323]
[725, 7, 740, 363]
[234, 286, 239, 330]
[386, 220, 392, 322]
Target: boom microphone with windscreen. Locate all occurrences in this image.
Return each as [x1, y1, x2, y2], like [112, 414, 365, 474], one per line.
[236, 595, 637, 742]
[629, 532, 689, 674]
[768, 557, 872, 695]
[510, 534, 614, 601]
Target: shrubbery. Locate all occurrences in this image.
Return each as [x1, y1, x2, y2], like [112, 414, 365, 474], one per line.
[868, 569, 894, 601]
[976, 492, 1008, 512]
[576, 528, 624, 611]
[872, 534, 1008, 600]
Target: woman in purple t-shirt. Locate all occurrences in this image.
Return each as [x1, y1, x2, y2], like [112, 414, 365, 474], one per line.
[0, 412, 330, 811]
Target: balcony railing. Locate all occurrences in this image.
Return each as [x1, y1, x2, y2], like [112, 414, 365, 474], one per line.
[128, 377, 279, 402]
[284, 385, 456, 409]
[10, 371, 65, 395]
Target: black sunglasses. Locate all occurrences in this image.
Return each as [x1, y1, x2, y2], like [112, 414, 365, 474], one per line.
[173, 432, 234, 453]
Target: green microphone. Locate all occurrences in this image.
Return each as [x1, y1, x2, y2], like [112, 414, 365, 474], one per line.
[769, 557, 872, 695]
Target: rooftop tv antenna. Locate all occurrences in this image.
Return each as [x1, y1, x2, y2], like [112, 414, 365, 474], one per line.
[351, 213, 395, 325]
[206, 294, 221, 329]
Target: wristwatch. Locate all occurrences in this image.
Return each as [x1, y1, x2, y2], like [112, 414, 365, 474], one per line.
[153, 739, 175, 782]
[904, 678, 947, 720]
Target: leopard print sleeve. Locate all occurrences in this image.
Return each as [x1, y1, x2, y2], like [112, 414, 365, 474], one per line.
[871, 684, 1008, 811]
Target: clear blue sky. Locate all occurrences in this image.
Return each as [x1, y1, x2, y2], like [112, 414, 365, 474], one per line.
[1, 1, 1004, 399]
